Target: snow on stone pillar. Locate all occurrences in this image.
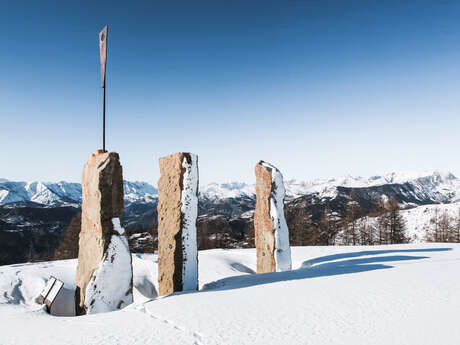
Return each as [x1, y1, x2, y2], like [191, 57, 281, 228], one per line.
[157, 152, 199, 296]
[254, 160, 292, 273]
[75, 150, 133, 315]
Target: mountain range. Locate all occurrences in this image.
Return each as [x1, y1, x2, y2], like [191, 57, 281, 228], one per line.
[1, 170, 459, 265]
[1, 170, 459, 207]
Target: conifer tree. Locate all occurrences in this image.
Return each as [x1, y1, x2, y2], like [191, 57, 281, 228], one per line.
[438, 210, 451, 243]
[319, 207, 339, 245]
[342, 190, 361, 245]
[387, 197, 407, 244]
[453, 208, 460, 243]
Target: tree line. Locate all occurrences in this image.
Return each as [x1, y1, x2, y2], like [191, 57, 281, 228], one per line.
[289, 192, 408, 246]
[54, 190, 460, 262]
[424, 207, 460, 243]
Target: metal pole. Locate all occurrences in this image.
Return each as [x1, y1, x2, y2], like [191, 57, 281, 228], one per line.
[103, 85, 106, 152]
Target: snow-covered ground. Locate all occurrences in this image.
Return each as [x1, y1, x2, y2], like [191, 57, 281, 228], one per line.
[1, 244, 460, 344]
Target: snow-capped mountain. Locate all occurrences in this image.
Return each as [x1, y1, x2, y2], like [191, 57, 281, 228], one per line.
[0, 181, 82, 206]
[1, 171, 459, 207]
[200, 182, 254, 200]
[0, 180, 158, 206]
[123, 181, 158, 204]
[202, 171, 460, 204]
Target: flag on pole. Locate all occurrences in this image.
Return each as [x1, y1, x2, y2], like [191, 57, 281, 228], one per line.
[99, 25, 108, 88]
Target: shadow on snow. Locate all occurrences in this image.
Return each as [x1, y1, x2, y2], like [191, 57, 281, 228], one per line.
[198, 247, 452, 293]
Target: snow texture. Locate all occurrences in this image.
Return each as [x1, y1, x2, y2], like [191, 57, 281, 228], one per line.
[1, 244, 460, 344]
[260, 162, 292, 272]
[84, 233, 133, 314]
[180, 154, 199, 291]
[112, 217, 125, 235]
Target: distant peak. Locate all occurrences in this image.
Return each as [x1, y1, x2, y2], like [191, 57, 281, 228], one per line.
[383, 170, 456, 184]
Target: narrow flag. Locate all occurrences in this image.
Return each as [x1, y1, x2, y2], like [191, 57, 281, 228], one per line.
[99, 25, 108, 88]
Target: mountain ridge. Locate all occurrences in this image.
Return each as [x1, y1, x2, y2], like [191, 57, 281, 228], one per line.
[1, 170, 458, 206]
[2, 170, 460, 265]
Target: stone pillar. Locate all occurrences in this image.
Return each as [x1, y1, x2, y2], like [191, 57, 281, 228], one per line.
[254, 160, 292, 273]
[157, 152, 198, 296]
[75, 150, 133, 315]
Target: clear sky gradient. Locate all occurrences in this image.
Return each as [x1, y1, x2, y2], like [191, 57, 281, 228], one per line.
[1, 0, 460, 185]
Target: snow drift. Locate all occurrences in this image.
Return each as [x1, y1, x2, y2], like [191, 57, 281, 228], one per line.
[1, 244, 460, 344]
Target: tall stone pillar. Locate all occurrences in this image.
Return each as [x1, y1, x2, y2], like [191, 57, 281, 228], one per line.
[157, 152, 199, 296]
[75, 150, 133, 315]
[254, 160, 292, 273]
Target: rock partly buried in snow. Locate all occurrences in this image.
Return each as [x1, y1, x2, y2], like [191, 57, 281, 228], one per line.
[254, 161, 291, 273]
[75, 150, 133, 315]
[157, 152, 198, 296]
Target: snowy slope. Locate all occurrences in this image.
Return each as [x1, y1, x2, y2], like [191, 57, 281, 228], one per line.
[359, 202, 460, 243]
[1, 244, 460, 345]
[401, 202, 460, 242]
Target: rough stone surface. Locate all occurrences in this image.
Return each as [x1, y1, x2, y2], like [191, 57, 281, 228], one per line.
[254, 163, 277, 273]
[75, 150, 132, 315]
[254, 160, 291, 273]
[157, 152, 198, 296]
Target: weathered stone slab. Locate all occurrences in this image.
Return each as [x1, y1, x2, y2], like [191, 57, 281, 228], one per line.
[157, 152, 198, 296]
[254, 160, 291, 273]
[75, 150, 133, 315]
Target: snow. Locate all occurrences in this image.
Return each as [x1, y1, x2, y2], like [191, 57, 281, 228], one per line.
[200, 182, 255, 200]
[0, 180, 82, 206]
[84, 234, 133, 314]
[132, 254, 157, 301]
[240, 210, 255, 219]
[0, 189, 9, 203]
[199, 170, 460, 201]
[112, 217, 125, 235]
[260, 161, 291, 272]
[123, 181, 158, 204]
[180, 154, 199, 291]
[401, 203, 460, 242]
[360, 202, 460, 243]
[1, 244, 460, 344]
[0, 180, 158, 206]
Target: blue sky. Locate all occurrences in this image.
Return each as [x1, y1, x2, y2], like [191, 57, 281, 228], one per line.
[1, 0, 460, 185]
